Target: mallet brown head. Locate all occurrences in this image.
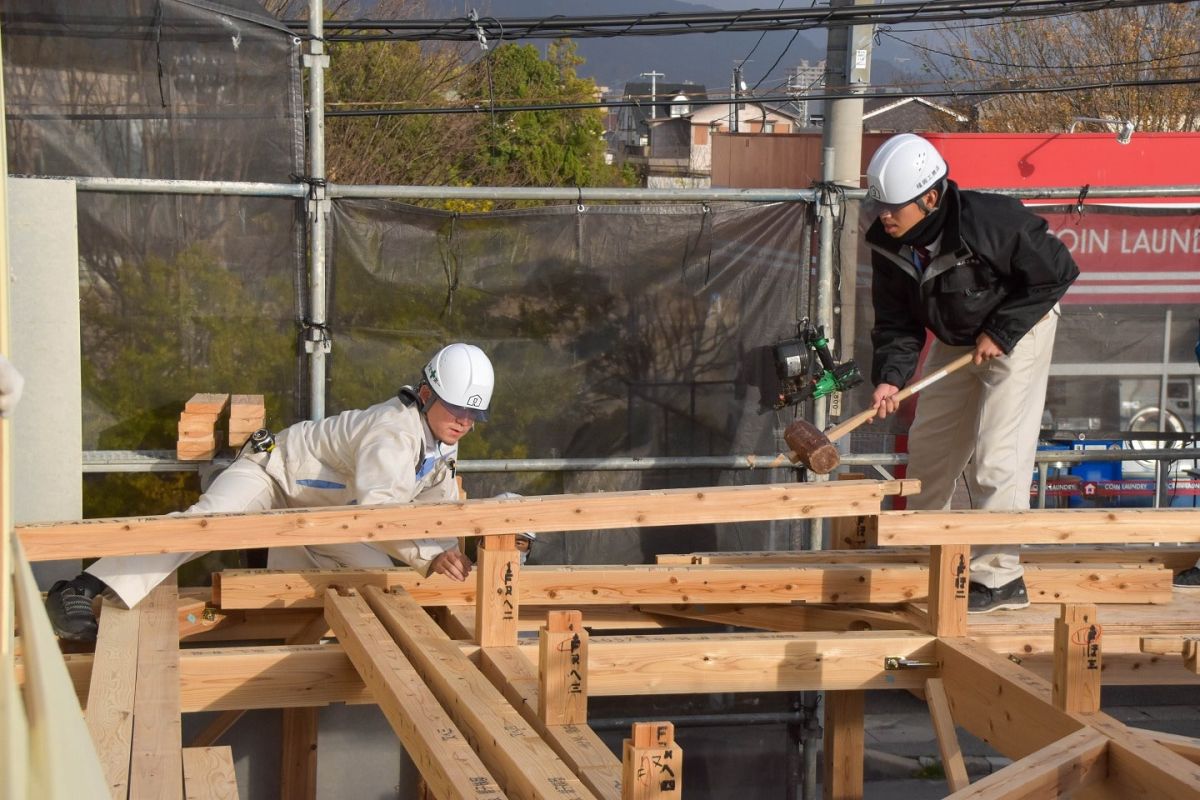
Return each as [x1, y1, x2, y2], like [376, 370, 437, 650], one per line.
[782, 419, 841, 474]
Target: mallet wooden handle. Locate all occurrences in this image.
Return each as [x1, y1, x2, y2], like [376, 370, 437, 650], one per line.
[825, 352, 976, 443]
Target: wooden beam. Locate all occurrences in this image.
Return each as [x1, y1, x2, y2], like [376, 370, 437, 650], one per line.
[940, 726, 1108, 800]
[829, 473, 874, 550]
[658, 544, 1200, 570]
[938, 637, 1200, 798]
[924, 678, 969, 793]
[53, 630, 939, 713]
[362, 586, 594, 799]
[129, 576, 184, 800]
[539, 611, 588, 727]
[182, 746, 239, 800]
[1053, 604, 1102, 714]
[322, 589, 504, 800]
[637, 603, 925, 633]
[279, 611, 330, 800]
[928, 545, 969, 637]
[1145, 730, 1200, 765]
[20, 479, 916, 561]
[475, 534, 520, 647]
[85, 597, 140, 799]
[441, 605, 676, 639]
[479, 646, 622, 800]
[822, 690, 864, 800]
[622, 722, 681, 800]
[212, 563, 1167, 610]
[875, 508, 1200, 546]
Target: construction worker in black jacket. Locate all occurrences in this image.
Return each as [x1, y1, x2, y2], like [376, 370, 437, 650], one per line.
[864, 133, 1079, 613]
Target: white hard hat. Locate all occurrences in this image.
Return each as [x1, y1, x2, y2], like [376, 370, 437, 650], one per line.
[424, 343, 494, 421]
[865, 133, 948, 206]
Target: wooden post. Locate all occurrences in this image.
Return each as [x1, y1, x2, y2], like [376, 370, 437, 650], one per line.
[622, 722, 681, 800]
[1186, 639, 1200, 674]
[1053, 603, 1102, 713]
[924, 678, 969, 792]
[539, 610, 588, 727]
[830, 474, 875, 550]
[822, 690, 864, 800]
[474, 533, 520, 647]
[928, 544, 969, 637]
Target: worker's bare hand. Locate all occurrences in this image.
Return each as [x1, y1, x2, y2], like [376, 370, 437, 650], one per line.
[871, 383, 901, 420]
[973, 333, 1004, 365]
[430, 549, 473, 582]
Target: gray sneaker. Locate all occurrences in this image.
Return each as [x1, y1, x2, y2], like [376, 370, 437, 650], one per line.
[967, 577, 1030, 614]
[1173, 566, 1200, 590]
[45, 577, 101, 641]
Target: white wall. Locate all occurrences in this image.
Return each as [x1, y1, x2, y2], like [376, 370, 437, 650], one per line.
[9, 177, 82, 586]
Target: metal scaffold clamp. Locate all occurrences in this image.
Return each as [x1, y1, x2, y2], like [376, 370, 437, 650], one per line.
[302, 319, 332, 355]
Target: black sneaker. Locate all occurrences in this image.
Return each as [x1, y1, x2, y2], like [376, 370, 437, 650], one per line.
[967, 577, 1030, 614]
[1173, 567, 1200, 589]
[45, 576, 102, 641]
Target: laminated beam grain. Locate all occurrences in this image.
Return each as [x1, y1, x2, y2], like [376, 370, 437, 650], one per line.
[18, 479, 917, 561]
[875, 508, 1200, 546]
[360, 586, 594, 800]
[209, 563, 1169, 610]
[323, 589, 505, 800]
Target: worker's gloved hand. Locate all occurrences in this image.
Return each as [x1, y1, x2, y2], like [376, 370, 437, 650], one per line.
[430, 548, 473, 582]
[0, 355, 24, 418]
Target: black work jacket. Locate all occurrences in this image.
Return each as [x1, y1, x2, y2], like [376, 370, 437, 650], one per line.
[866, 181, 1079, 388]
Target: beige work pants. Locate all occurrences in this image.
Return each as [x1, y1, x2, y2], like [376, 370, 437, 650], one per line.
[904, 307, 1059, 588]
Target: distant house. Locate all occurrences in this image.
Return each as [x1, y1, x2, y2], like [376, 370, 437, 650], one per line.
[863, 95, 970, 133]
[614, 81, 802, 188]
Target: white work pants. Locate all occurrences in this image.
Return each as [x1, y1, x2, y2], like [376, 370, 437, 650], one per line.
[904, 308, 1059, 588]
[86, 457, 284, 608]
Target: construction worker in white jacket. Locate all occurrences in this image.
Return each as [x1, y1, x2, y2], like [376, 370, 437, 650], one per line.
[45, 342, 493, 642]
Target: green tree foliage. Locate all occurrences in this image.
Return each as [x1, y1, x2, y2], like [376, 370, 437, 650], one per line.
[324, 38, 625, 195]
[462, 41, 614, 188]
[920, 6, 1200, 132]
[81, 243, 295, 518]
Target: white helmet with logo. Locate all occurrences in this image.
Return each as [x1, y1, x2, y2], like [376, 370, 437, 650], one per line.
[866, 133, 948, 205]
[423, 343, 494, 421]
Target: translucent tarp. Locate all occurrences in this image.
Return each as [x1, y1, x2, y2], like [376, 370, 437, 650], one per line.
[329, 199, 814, 562]
[3, 0, 305, 514]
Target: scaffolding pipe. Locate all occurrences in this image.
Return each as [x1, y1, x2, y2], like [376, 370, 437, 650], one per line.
[305, 0, 330, 421]
[59, 176, 1200, 202]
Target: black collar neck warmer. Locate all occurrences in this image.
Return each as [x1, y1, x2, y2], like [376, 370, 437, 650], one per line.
[896, 178, 950, 249]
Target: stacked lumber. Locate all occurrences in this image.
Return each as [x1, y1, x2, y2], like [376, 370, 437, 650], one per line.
[227, 394, 266, 448]
[176, 393, 230, 461]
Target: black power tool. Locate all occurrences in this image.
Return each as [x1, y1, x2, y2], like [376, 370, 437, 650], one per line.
[771, 319, 862, 409]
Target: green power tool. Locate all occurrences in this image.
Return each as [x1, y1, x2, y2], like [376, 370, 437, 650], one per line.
[771, 319, 862, 409]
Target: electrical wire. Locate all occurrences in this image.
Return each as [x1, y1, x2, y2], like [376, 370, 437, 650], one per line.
[323, 73, 1200, 117]
[286, 0, 1193, 42]
[878, 27, 1200, 71]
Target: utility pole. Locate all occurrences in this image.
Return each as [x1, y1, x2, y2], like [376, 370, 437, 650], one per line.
[640, 70, 664, 119]
[730, 63, 745, 133]
[820, 0, 874, 406]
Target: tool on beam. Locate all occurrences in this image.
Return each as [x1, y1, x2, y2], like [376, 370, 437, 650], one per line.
[779, 351, 975, 474]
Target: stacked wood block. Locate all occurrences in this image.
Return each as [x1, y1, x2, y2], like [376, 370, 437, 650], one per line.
[176, 393, 230, 461]
[228, 394, 266, 449]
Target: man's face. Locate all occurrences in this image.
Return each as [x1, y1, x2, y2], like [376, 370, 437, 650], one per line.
[875, 189, 938, 239]
[425, 396, 476, 445]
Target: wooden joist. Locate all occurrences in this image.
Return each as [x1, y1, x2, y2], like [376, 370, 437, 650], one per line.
[323, 589, 505, 800]
[940, 726, 1108, 799]
[479, 645, 622, 800]
[85, 597, 139, 798]
[17, 479, 918, 561]
[208, 562, 1169, 610]
[875, 508, 1200, 546]
[129, 577, 184, 800]
[182, 747, 239, 800]
[360, 586, 594, 800]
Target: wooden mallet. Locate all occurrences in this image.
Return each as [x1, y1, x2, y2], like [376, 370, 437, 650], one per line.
[780, 352, 975, 474]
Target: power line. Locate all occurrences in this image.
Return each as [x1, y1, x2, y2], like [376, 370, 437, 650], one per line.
[288, 0, 1194, 42]
[878, 27, 1200, 71]
[323, 74, 1200, 117]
